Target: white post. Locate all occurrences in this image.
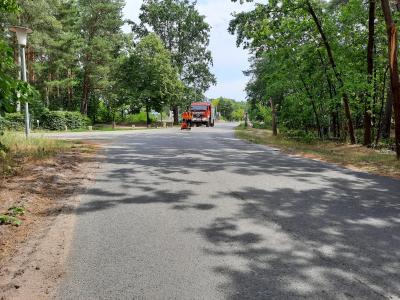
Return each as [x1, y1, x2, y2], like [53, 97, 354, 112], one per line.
[16, 45, 21, 113]
[20, 45, 30, 138]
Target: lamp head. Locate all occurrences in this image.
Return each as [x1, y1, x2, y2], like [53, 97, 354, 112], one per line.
[9, 26, 32, 46]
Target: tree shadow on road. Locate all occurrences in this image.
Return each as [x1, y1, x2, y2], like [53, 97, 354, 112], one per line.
[197, 178, 400, 299]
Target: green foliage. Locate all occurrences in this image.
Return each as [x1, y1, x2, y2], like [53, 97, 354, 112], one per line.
[1, 0, 217, 128]
[5, 113, 24, 124]
[41, 111, 67, 131]
[3, 113, 24, 130]
[229, 0, 396, 146]
[0, 214, 21, 226]
[41, 111, 89, 131]
[134, 0, 216, 119]
[211, 97, 247, 121]
[256, 104, 272, 126]
[0, 0, 19, 12]
[123, 111, 157, 124]
[0, 39, 16, 114]
[0, 203, 24, 229]
[280, 128, 318, 144]
[79, 0, 126, 116]
[119, 34, 183, 124]
[0, 116, 10, 132]
[65, 111, 91, 129]
[8, 206, 25, 216]
[232, 108, 245, 121]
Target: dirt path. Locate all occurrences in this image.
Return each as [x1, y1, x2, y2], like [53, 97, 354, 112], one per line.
[0, 144, 100, 299]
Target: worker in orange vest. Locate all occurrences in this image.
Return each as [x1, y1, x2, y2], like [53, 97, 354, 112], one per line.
[182, 109, 193, 128]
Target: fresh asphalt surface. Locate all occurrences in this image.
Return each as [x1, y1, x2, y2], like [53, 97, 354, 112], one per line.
[57, 123, 400, 299]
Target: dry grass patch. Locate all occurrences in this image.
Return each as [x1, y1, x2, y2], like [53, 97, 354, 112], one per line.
[236, 127, 400, 179]
[0, 132, 73, 174]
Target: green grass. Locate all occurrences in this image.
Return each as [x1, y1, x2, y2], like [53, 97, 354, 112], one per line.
[236, 127, 400, 178]
[0, 131, 72, 174]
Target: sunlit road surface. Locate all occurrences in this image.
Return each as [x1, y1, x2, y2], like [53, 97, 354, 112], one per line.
[58, 123, 400, 299]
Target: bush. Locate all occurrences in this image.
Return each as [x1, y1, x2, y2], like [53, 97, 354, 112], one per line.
[0, 116, 10, 131]
[1, 113, 24, 131]
[252, 121, 270, 129]
[122, 111, 156, 124]
[281, 128, 317, 144]
[41, 111, 67, 131]
[5, 113, 24, 124]
[65, 111, 91, 129]
[41, 111, 90, 131]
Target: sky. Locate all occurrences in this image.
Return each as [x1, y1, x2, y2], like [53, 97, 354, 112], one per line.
[122, 0, 254, 101]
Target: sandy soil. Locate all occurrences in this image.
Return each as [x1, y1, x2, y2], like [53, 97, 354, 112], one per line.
[0, 144, 101, 299]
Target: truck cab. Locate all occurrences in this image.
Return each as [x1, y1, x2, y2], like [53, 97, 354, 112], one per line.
[191, 102, 216, 127]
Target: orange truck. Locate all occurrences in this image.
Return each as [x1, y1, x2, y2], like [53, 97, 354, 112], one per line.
[190, 102, 216, 127]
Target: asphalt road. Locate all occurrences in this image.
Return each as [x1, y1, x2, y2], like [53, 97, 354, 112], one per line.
[58, 123, 400, 299]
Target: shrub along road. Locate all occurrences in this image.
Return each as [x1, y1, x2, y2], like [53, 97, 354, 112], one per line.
[56, 123, 399, 299]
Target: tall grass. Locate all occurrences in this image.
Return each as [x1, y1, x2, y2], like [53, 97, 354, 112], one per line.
[0, 132, 71, 173]
[236, 127, 400, 178]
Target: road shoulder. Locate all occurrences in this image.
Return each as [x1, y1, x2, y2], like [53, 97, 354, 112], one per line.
[236, 127, 400, 179]
[0, 143, 100, 299]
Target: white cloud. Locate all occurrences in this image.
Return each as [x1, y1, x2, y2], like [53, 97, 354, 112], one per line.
[123, 0, 253, 101]
[208, 78, 249, 101]
[122, 0, 142, 32]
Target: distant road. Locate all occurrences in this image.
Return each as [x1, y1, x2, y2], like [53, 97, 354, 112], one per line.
[58, 123, 400, 299]
[33, 127, 177, 141]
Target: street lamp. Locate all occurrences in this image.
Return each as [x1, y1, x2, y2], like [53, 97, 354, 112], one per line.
[9, 26, 32, 138]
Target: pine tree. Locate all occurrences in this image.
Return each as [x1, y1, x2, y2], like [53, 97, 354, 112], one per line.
[78, 0, 125, 116]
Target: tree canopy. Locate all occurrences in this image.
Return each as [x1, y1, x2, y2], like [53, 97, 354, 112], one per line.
[0, 0, 216, 128]
[119, 33, 183, 126]
[131, 0, 216, 122]
[230, 0, 400, 158]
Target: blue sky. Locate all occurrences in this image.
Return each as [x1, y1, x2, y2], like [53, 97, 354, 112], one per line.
[122, 0, 254, 101]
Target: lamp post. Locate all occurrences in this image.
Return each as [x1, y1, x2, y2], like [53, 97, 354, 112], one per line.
[10, 26, 32, 138]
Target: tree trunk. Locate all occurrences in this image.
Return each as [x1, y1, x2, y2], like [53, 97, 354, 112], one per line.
[363, 111, 372, 145]
[336, 108, 341, 138]
[305, 0, 356, 144]
[173, 105, 179, 125]
[375, 65, 389, 144]
[146, 104, 150, 128]
[332, 112, 337, 138]
[382, 87, 393, 139]
[381, 0, 400, 159]
[300, 76, 322, 137]
[67, 69, 73, 110]
[81, 68, 90, 115]
[46, 73, 51, 108]
[270, 98, 278, 136]
[364, 0, 376, 146]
